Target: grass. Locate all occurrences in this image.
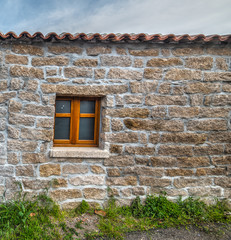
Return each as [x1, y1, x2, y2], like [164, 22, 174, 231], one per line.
[0, 193, 65, 240]
[0, 192, 230, 240]
[85, 194, 231, 239]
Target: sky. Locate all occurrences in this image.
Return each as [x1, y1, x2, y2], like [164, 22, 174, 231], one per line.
[0, 0, 230, 35]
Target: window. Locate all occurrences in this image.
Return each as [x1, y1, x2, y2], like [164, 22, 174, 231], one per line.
[53, 97, 100, 147]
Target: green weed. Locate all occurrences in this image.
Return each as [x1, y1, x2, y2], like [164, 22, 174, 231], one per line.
[75, 200, 92, 215]
[0, 193, 230, 240]
[0, 193, 63, 239]
[0, 192, 81, 240]
[86, 195, 231, 240]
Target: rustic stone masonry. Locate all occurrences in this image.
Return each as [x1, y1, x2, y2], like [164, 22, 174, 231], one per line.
[0, 39, 231, 208]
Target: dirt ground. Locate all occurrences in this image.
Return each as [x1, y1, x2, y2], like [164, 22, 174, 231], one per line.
[65, 213, 231, 240]
[125, 224, 231, 240]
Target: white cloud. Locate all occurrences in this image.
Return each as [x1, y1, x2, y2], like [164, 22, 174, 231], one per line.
[1, 0, 231, 35]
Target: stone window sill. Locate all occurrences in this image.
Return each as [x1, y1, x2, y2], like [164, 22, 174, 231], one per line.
[50, 147, 110, 159]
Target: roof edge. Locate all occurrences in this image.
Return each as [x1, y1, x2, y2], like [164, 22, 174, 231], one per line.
[0, 32, 231, 43]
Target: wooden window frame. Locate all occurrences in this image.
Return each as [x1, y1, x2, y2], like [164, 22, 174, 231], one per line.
[53, 97, 100, 147]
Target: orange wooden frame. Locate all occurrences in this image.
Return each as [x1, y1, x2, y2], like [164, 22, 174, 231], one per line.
[53, 97, 100, 147]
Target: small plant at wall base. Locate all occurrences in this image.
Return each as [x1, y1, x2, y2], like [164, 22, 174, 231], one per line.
[86, 195, 231, 239]
[0, 193, 230, 240]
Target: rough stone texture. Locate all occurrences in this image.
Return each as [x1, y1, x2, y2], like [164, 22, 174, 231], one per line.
[8, 125, 20, 139]
[0, 166, 14, 177]
[151, 157, 177, 167]
[144, 68, 162, 79]
[0, 41, 230, 206]
[158, 145, 193, 156]
[62, 164, 88, 175]
[16, 165, 34, 177]
[166, 169, 194, 177]
[125, 146, 155, 155]
[94, 69, 106, 79]
[23, 180, 50, 190]
[160, 133, 207, 144]
[206, 47, 231, 56]
[187, 120, 227, 131]
[165, 68, 202, 80]
[107, 168, 121, 177]
[12, 45, 44, 56]
[21, 128, 53, 141]
[145, 95, 187, 105]
[174, 178, 212, 188]
[22, 153, 48, 164]
[23, 104, 54, 116]
[10, 78, 24, 90]
[64, 67, 92, 78]
[104, 156, 135, 167]
[111, 119, 124, 131]
[187, 187, 222, 197]
[204, 72, 231, 82]
[172, 47, 204, 56]
[168, 107, 199, 118]
[106, 176, 137, 186]
[48, 46, 83, 54]
[32, 57, 69, 66]
[50, 189, 82, 201]
[40, 164, 61, 177]
[129, 48, 159, 56]
[130, 81, 158, 93]
[107, 108, 149, 118]
[8, 153, 20, 165]
[51, 179, 68, 188]
[36, 118, 54, 128]
[123, 166, 164, 177]
[91, 165, 105, 174]
[69, 176, 104, 186]
[216, 58, 228, 70]
[124, 119, 184, 132]
[8, 140, 37, 152]
[9, 113, 35, 126]
[5, 54, 28, 65]
[140, 177, 171, 187]
[10, 66, 44, 79]
[185, 57, 213, 70]
[147, 58, 182, 67]
[107, 132, 139, 143]
[110, 144, 123, 154]
[134, 59, 143, 68]
[83, 188, 106, 199]
[177, 157, 210, 167]
[86, 46, 111, 56]
[74, 59, 98, 67]
[101, 56, 132, 67]
[108, 68, 143, 80]
[185, 82, 221, 94]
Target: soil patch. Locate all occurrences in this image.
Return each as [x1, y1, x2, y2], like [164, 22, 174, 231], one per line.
[126, 224, 231, 240]
[64, 213, 231, 240]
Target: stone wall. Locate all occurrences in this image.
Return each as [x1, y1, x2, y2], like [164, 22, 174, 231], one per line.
[0, 40, 231, 208]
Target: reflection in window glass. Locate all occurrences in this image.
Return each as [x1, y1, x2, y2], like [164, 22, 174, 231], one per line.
[79, 117, 95, 140]
[54, 117, 70, 139]
[56, 100, 71, 113]
[80, 100, 95, 113]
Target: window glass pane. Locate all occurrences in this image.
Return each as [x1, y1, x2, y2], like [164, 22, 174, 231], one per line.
[79, 117, 95, 140]
[56, 100, 71, 113]
[80, 100, 95, 113]
[54, 117, 70, 139]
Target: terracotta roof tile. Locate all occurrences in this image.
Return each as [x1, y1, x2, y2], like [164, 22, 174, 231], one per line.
[0, 32, 231, 43]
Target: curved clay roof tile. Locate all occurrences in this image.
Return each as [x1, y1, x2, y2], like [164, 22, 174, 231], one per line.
[0, 32, 230, 43]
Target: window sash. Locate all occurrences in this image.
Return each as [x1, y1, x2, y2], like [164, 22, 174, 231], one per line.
[53, 97, 100, 147]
